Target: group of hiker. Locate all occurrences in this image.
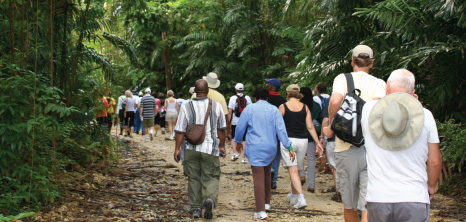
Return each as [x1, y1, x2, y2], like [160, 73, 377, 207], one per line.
[96, 44, 442, 221]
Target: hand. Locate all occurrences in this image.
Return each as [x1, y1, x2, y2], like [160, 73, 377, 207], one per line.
[289, 150, 295, 162]
[316, 142, 324, 156]
[140, 115, 142, 119]
[219, 146, 226, 158]
[323, 126, 333, 138]
[174, 149, 181, 163]
[428, 185, 437, 201]
[320, 137, 325, 146]
[235, 143, 243, 154]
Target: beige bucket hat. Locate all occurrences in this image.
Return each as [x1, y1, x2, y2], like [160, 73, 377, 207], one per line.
[203, 72, 221, 89]
[368, 92, 425, 151]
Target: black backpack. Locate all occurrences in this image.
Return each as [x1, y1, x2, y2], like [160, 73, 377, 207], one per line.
[331, 73, 366, 147]
[234, 94, 247, 117]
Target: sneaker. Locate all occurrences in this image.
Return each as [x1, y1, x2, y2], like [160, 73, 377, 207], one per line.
[241, 158, 247, 164]
[150, 133, 153, 141]
[265, 204, 271, 211]
[145, 138, 149, 142]
[253, 211, 268, 220]
[287, 193, 298, 205]
[293, 198, 307, 209]
[192, 208, 202, 218]
[204, 198, 214, 219]
[230, 153, 239, 161]
[135, 131, 139, 134]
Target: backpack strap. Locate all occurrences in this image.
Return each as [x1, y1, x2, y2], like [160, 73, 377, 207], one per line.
[203, 99, 212, 126]
[344, 73, 355, 95]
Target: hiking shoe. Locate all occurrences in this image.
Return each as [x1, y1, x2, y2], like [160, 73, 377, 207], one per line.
[231, 153, 239, 161]
[150, 133, 153, 141]
[307, 188, 315, 193]
[204, 198, 214, 219]
[287, 193, 298, 205]
[265, 204, 271, 211]
[192, 208, 202, 218]
[253, 211, 268, 220]
[293, 198, 307, 209]
[331, 192, 342, 202]
[241, 158, 247, 164]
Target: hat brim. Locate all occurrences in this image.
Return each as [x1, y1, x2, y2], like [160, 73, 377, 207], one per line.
[368, 93, 424, 151]
[203, 76, 220, 89]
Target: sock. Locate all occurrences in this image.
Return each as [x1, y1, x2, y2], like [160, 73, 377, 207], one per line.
[150, 129, 154, 135]
[298, 194, 304, 200]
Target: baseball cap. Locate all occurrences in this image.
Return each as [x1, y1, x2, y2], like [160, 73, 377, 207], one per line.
[265, 78, 281, 90]
[235, 83, 244, 91]
[145, 88, 151, 93]
[286, 84, 300, 92]
[352, 45, 374, 59]
[138, 91, 143, 96]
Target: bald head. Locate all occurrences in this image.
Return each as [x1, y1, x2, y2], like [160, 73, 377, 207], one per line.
[387, 69, 415, 94]
[195, 79, 209, 97]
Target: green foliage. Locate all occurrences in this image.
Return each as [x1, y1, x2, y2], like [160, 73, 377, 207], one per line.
[0, 212, 35, 221]
[437, 120, 466, 171]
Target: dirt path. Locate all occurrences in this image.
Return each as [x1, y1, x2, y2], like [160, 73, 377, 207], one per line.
[37, 128, 464, 221]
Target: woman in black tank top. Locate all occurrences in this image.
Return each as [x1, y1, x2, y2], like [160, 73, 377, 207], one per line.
[277, 84, 324, 209]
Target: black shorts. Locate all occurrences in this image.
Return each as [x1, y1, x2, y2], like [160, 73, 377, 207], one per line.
[125, 111, 135, 127]
[231, 125, 246, 141]
[154, 113, 161, 125]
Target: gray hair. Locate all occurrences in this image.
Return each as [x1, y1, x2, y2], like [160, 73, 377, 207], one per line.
[387, 69, 415, 93]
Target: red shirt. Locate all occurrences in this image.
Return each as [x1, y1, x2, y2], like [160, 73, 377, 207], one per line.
[96, 98, 109, 118]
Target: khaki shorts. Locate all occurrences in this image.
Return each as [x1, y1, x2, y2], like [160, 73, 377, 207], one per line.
[143, 119, 154, 128]
[335, 146, 368, 211]
[367, 202, 429, 222]
[280, 138, 308, 170]
[165, 111, 177, 122]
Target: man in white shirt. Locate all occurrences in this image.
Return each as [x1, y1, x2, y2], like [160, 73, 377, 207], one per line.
[323, 45, 386, 222]
[361, 69, 442, 221]
[228, 83, 252, 163]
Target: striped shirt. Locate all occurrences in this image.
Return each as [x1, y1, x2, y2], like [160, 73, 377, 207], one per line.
[140, 94, 156, 119]
[175, 97, 226, 156]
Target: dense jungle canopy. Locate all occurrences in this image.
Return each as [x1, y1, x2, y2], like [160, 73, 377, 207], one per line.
[0, 0, 465, 219]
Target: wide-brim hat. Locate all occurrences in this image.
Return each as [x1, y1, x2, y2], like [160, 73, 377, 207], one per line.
[203, 72, 220, 89]
[369, 92, 424, 151]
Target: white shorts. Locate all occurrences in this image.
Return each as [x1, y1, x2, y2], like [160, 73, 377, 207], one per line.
[281, 138, 308, 170]
[165, 111, 177, 122]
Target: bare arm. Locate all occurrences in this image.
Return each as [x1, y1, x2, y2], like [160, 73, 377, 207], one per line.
[427, 142, 442, 200]
[164, 99, 167, 110]
[323, 93, 343, 138]
[218, 129, 226, 158]
[227, 108, 233, 137]
[173, 133, 185, 163]
[278, 104, 285, 116]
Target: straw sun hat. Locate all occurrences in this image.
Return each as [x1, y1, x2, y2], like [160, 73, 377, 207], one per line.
[369, 92, 425, 151]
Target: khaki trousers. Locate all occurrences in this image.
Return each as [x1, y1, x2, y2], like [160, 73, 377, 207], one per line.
[183, 149, 221, 209]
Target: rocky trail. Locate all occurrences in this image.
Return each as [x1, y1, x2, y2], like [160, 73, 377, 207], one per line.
[37, 129, 465, 221]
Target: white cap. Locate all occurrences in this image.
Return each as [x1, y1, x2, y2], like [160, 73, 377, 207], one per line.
[145, 88, 151, 93]
[189, 87, 195, 95]
[235, 83, 244, 91]
[352, 45, 374, 59]
[138, 91, 143, 96]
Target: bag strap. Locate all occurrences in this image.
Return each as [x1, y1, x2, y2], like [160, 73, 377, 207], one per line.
[344, 73, 355, 95]
[203, 99, 212, 126]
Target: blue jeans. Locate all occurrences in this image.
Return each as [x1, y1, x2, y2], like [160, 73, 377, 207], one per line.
[134, 108, 144, 132]
[271, 142, 281, 187]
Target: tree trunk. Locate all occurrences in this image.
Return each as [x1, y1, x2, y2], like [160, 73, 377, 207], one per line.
[162, 32, 172, 90]
[61, 1, 68, 90]
[50, 0, 54, 86]
[9, 0, 16, 70]
[66, 0, 91, 107]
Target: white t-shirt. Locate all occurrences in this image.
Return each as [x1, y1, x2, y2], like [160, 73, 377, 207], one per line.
[133, 95, 141, 108]
[332, 71, 386, 152]
[228, 93, 252, 125]
[361, 100, 440, 204]
[116, 95, 126, 114]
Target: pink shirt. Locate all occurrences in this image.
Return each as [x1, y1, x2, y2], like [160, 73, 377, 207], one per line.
[155, 98, 161, 112]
